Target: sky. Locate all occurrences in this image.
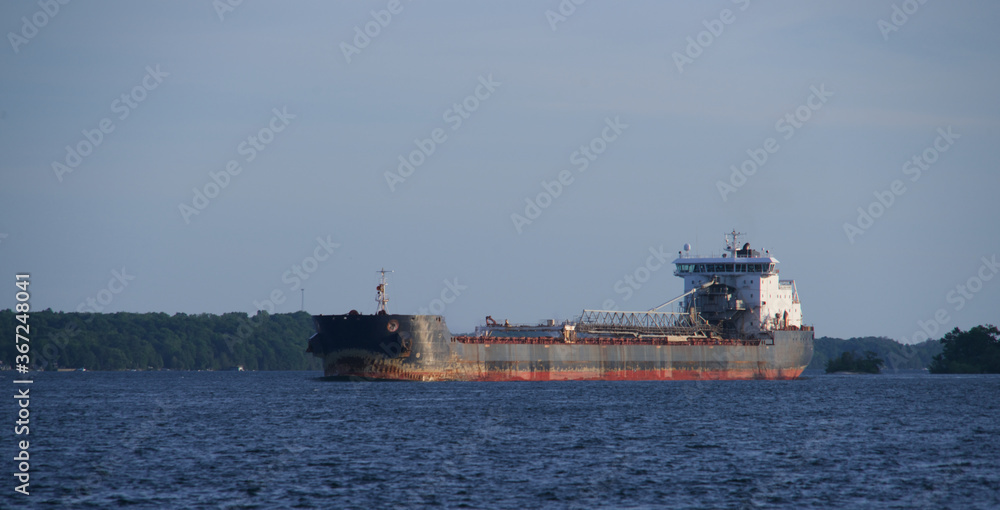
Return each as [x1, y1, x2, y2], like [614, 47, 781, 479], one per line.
[1, 1, 998, 342]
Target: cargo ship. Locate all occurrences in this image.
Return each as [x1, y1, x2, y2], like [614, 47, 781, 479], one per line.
[307, 232, 813, 381]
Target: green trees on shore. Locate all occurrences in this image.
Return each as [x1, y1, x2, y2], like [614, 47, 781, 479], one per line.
[808, 336, 940, 371]
[825, 350, 884, 374]
[811, 326, 998, 374]
[0, 309, 320, 371]
[2, 308, 996, 374]
[929, 325, 1000, 374]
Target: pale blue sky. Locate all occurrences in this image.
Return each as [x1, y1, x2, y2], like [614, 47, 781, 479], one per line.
[1, 1, 998, 342]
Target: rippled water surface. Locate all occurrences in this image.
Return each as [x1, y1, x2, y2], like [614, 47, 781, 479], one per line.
[9, 371, 1000, 509]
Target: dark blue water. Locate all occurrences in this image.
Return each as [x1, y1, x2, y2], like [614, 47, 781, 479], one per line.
[6, 371, 999, 509]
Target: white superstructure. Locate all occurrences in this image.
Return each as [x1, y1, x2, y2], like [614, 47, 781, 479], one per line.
[673, 231, 802, 337]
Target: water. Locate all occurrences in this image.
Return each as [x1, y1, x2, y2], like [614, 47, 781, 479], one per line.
[7, 371, 999, 509]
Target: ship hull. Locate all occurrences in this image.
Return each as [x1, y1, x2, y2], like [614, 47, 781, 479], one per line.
[308, 314, 814, 381]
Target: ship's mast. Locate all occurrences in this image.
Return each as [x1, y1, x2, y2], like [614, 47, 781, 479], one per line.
[725, 230, 745, 258]
[376, 268, 393, 315]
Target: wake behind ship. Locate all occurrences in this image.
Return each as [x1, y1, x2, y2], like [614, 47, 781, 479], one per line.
[307, 232, 813, 381]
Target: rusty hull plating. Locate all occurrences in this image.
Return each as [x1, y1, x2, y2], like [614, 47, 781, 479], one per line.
[307, 313, 814, 381]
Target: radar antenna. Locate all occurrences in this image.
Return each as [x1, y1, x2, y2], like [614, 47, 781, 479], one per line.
[376, 268, 393, 315]
[725, 230, 746, 258]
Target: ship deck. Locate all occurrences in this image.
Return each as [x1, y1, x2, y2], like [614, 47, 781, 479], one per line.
[451, 335, 768, 346]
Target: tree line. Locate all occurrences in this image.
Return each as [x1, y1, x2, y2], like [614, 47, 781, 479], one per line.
[928, 325, 1000, 373]
[808, 335, 940, 372]
[2, 309, 995, 373]
[824, 351, 884, 374]
[1, 309, 321, 371]
[811, 325, 998, 374]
